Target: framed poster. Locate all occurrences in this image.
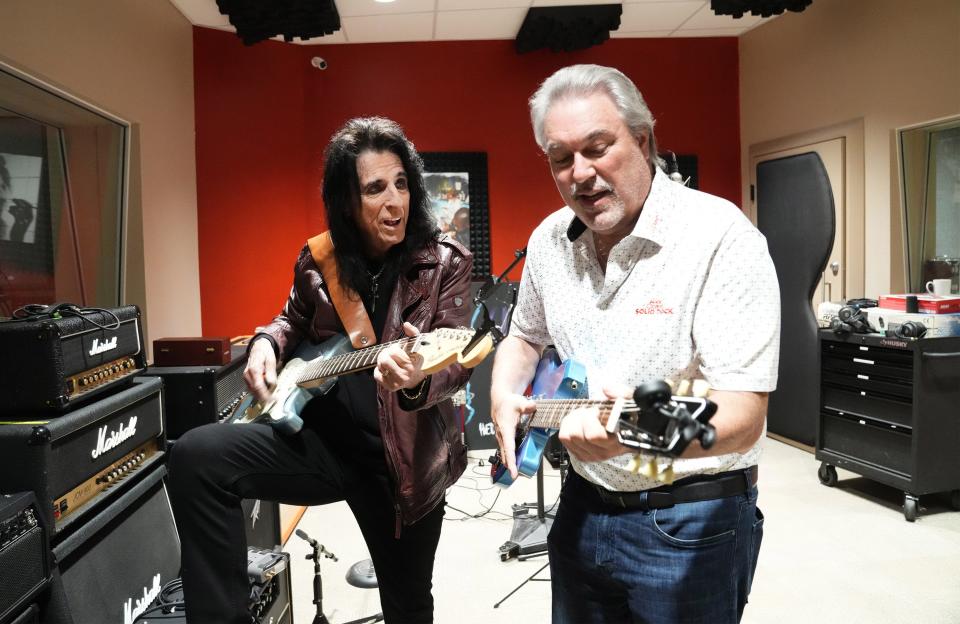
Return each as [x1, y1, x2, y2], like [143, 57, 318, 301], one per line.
[421, 152, 490, 279]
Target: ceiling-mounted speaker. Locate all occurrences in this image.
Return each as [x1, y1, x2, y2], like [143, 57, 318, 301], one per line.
[515, 4, 622, 54]
[216, 0, 341, 46]
[710, 0, 813, 18]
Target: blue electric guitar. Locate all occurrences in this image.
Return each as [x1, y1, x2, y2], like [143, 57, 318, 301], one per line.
[229, 327, 493, 435]
[489, 350, 718, 487]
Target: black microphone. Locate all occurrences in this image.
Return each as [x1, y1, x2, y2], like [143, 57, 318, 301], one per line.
[296, 528, 317, 547]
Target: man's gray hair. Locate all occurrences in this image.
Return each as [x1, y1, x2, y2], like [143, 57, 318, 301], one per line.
[529, 64, 662, 167]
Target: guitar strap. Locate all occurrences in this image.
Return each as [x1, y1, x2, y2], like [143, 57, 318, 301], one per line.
[307, 231, 377, 348]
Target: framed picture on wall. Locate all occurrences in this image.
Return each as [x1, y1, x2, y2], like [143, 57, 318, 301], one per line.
[421, 152, 490, 279]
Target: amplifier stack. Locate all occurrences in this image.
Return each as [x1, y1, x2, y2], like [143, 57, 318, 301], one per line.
[0, 305, 184, 624]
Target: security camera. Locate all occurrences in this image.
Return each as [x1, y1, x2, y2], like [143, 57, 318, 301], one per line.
[311, 57, 328, 70]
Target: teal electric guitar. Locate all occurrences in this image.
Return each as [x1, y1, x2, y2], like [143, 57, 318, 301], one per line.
[229, 327, 493, 435]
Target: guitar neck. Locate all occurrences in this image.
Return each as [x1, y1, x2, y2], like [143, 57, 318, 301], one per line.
[294, 336, 419, 384]
[529, 399, 637, 430]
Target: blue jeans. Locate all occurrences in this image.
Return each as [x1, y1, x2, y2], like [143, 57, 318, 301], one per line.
[548, 470, 764, 624]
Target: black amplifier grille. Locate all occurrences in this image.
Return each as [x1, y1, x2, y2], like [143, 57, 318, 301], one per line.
[0, 493, 50, 623]
[215, 360, 248, 420]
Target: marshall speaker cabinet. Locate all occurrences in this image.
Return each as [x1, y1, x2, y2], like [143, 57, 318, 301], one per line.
[42, 464, 181, 624]
[0, 305, 146, 414]
[141, 345, 248, 439]
[0, 376, 165, 540]
[0, 492, 51, 624]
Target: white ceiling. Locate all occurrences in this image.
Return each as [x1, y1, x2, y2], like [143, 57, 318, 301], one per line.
[168, 0, 777, 45]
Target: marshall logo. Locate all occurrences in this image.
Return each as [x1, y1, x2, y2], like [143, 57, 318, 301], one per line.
[89, 336, 118, 356]
[635, 299, 674, 315]
[123, 573, 161, 624]
[91, 416, 138, 459]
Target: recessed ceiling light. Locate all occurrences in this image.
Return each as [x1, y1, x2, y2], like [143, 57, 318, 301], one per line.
[374, 0, 396, 3]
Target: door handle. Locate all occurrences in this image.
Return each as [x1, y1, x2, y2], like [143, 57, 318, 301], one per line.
[830, 261, 840, 276]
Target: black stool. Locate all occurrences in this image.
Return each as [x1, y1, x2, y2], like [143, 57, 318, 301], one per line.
[342, 559, 383, 624]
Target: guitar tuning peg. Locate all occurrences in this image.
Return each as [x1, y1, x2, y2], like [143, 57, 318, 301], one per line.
[676, 379, 692, 396]
[627, 454, 644, 474]
[691, 379, 711, 398]
[663, 378, 677, 392]
[657, 461, 675, 485]
[641, 459, 659, 479]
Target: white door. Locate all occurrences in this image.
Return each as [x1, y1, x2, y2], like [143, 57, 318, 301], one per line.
[750, 138, 845, 307]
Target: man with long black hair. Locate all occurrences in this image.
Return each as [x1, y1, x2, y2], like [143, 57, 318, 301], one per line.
[169, 117, 475, 624]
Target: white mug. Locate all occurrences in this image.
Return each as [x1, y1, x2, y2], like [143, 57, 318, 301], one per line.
[926, 278, 952, 296]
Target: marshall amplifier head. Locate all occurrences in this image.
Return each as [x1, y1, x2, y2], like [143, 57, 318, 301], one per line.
[0, 304, 147, 414]
[0, 376, 165, 540]
[0, 492, 51, 624]
[141, 345, 248, 440]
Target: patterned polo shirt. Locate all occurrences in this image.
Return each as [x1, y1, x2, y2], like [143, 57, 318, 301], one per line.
[510, 168, 781, 491]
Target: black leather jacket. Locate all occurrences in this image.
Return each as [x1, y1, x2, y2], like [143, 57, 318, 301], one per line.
[257, 234, 473, 529]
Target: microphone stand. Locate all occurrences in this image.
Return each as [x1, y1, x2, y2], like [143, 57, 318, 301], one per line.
[297, 529, 338, 624]
[462, 247, 527, 355]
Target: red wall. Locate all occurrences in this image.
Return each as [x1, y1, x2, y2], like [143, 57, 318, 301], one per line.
[194, 28, 741, 337]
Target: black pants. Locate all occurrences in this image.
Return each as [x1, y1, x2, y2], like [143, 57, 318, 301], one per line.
[167, 419, 445, 624]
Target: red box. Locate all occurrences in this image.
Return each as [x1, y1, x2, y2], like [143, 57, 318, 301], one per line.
[877, 294, 960, 314]
[153, 337, 232, 366]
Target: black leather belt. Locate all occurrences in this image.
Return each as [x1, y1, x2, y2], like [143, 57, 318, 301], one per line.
[585, 465, 759, 511]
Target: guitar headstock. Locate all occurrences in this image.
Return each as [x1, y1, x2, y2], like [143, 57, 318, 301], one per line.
[608, 378, 718, 481]
[416, 327, 494, 373]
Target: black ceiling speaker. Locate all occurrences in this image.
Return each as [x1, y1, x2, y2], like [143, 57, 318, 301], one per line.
[710, 0, 813, 18]
[216, 0, 341, 46]
[515, 4, 622, 54]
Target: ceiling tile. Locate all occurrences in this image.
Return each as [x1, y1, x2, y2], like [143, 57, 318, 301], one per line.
[341, 12, 435, 43]
[438, 0, 531, 9]
[336, 0, 437, 17]
[672, 27, 745, 37]
[435, 8, 528, 40]
[619, 1, 703, 32]
[682, 2, 764, 29]
[531, 0, 624, 6]
[169, 0, 230, 27]
[611, 30, 675, 38]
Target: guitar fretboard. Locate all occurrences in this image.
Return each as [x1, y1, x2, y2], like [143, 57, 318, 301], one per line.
[528, 399, 640, 430]
[293, 336, 420, 384]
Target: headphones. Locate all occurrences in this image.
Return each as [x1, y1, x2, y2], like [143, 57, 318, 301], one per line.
[830, 304, 877, 336]
[892, 321, 927, 339]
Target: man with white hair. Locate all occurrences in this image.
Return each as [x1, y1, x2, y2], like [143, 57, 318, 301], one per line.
[490, 64, 780, 623]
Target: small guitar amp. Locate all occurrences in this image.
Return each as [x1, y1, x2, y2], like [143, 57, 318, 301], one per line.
[153, 336, 232, 366]
[141, 345, 249, 439]
[0, 304, 146, 414]
[0, 492, 50, 623]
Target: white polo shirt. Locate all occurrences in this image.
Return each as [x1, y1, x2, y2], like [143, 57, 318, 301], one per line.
[510, 168, 781, 492]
